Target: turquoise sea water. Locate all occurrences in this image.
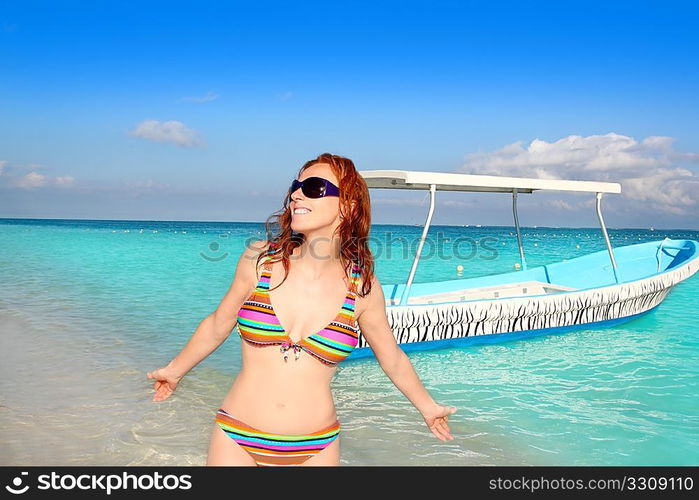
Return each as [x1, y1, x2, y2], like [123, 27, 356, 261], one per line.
[0, 218, 697, 466]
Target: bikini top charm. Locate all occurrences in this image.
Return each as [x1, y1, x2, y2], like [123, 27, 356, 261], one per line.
[280, 342, 302, 362]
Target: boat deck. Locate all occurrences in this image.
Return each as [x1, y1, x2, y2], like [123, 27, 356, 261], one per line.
[385, 281, 578, 306]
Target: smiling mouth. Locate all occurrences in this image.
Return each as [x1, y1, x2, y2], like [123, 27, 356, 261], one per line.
[293, 208, 312, 215]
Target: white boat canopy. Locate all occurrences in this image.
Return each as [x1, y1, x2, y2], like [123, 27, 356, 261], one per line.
[360, 169, 621, 194]
[358, 169, 623, 305]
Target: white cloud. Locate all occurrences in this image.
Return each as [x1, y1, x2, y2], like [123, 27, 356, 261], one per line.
[439, 199, 479, 209]
[622, 168, 697, 215]
[545, 199, 575, 211]
[129, 119, 204, 148]
[373, 195, 435, 207]
[54, 176, 75, 187]
[0, 161, 180, 197]
[181, 91, 219, 103]
[276, 91, 294, 101]
[0, 161, 75, 189]
[124, 179, 173, 191]
[372, 196, 479, 210]
[14, 171, 47, 188]
[459, 133, 699, 216]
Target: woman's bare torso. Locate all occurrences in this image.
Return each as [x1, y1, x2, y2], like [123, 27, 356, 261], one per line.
[220, 257, 358, 434]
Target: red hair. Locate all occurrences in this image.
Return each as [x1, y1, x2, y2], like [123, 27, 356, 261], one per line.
[256, 152, 374, 297]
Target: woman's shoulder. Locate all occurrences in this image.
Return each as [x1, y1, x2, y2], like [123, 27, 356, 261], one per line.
[237, 239, 274, 275]
[355, 269, 380, 293]
[351, 263, 382, 319]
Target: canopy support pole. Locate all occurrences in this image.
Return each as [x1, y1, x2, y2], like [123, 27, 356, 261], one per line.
[595, 192, 620, 284]
[399, 184, 436, 305]
[512, 189, 527, 271]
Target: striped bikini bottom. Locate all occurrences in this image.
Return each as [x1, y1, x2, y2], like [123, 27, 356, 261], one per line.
[214, 408, 340, 466]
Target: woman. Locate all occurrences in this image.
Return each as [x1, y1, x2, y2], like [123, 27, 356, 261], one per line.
[146, 153, 456, 466]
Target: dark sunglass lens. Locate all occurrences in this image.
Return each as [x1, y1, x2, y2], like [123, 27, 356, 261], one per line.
[302, 177, 327, 198]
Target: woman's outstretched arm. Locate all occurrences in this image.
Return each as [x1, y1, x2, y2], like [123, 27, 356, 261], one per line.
[356, 274, 456, 441]
[146, 240, 267, 401]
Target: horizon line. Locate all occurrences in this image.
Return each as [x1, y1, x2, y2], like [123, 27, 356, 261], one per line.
[0, 216, 695, 232]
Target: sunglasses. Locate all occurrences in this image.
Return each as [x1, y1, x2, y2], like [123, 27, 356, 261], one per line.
[289, 176, 340, 199]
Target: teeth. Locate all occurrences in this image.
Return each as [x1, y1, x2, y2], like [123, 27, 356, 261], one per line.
[294, 208, 310, 214]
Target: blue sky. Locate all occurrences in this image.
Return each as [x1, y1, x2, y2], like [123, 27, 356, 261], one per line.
[1, 0, 698, 229]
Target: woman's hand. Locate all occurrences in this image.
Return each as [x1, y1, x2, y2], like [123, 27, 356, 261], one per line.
[146, 365, 183, 402]
[421, 403, 457, 441]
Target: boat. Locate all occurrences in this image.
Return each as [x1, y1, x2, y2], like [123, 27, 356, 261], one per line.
[346, 169, 699, 360]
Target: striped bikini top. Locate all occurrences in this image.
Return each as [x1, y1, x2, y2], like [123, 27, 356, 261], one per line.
[236, 252, 361, 366]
